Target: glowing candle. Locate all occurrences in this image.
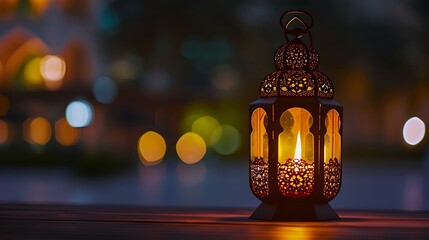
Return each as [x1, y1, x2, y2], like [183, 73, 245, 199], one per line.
[294, 131, 301, 160]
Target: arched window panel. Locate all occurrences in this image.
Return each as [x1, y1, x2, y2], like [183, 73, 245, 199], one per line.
[278, 108, 314, 163]
[250, 108, 268, 163]
[324, 109, 341, 163]
[323, 109, 341, 200]
[278, 107, 314, 198]
[250, 108, 269, 198]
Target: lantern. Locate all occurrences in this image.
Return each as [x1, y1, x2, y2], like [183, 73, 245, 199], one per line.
[249, 10, 343, 221]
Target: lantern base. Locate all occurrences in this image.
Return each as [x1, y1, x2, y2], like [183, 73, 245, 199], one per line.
[250, 202, 340, 221]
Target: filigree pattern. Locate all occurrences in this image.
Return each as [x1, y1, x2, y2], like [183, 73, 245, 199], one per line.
[278, 158, 314, 198]
[279, 70, 315, 96]
[307, 46, 319, 70]
[259, 37, 336, 99]
[285, 41, 308, 69]
[323, 158, 341, 200]
[274, 45, 287, 70]
[251, 157, 269, 198]
[260, 71, 280, 97]
[312, 71, 334, 98]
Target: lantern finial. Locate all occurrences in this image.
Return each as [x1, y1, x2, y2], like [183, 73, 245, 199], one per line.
[280, 10, 313, 41]
[259, 10, 334, 99]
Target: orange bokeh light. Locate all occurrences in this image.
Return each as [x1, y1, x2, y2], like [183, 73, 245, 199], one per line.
[138, 131, 166, 164]
[23, 117, 51, 145]
[55, 118, 80, 146]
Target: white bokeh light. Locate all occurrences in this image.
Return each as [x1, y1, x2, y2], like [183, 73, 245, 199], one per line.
[40, 55, 66, 82]
[403, 117, 425, 145]
[65, 99, 94, 128]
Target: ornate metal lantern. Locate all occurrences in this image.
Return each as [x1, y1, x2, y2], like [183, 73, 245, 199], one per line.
[249, 10, 343, 221]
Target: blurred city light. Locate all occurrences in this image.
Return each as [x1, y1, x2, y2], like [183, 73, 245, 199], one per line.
[93, 76, 117, 104]
[29, 0, 50, 17]
[176, 132, 206, 164]
[191, 115, 220, 146]
[23, 57, 43, 86]
[212, 124, 241, 155]
[40, 55, 66, 90]
[55, 118, 80, 146]
[0, 120, 11, 144]
[403, 117, 425, 145]
[99, 7, 120, 30]
[40, 55, 66, 81]
[0, 94, 9, 116]
[24, 117, 51, 145]
[65, 99, 94, 128]
[138, 131, 166, 165]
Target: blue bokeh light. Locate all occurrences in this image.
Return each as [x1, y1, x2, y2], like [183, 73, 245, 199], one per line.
[93, 76, 117, 104]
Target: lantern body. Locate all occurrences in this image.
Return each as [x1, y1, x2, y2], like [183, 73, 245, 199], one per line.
[249, 11, 343, 221]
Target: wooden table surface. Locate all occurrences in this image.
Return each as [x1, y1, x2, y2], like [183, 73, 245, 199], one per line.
[0, 204, 428, 239]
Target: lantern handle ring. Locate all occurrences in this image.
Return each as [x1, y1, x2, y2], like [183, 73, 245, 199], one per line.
[280, 10, 313, 43]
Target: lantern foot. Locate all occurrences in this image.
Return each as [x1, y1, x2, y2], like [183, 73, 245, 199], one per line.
[250, 202, 340, 221]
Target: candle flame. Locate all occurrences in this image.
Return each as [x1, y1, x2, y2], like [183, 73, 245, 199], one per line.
[294, 131, 301, 160]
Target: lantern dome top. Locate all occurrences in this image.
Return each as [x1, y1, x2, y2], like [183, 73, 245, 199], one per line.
[259, 10, 334, 99]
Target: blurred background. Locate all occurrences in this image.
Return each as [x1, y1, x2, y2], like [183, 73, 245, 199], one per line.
[0, 0, 428, 210]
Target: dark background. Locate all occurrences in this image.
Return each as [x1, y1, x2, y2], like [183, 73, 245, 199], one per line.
[0, 0, 428, 210]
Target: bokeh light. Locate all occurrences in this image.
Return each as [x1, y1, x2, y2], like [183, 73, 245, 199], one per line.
[24, 117, 51, 145]
[138, 131, 166, 164]
[176, 161, 206, 187]
[176, 132, 206, 164]
[65, 99, 94, 128]
[40, 55, 66, 90]
[23, 57, 43, 86]
[403, 117, 425, 145]
[93, 76, 117, 104]
[99, 6, 120, 30]
[0, 120, 11, 144]
[212, 124, 241, 155]
[191, 115, 221, 146]
[28, 0, 50, 17]
[0, 94, 9, 116]
[40, 55, 66, 81]
[55, 118, 80, 146]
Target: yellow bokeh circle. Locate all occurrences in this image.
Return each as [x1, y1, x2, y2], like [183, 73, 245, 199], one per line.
[191, 115, 220, 146]
[138, 131, 166, 163]
[176, 132, 206, 164]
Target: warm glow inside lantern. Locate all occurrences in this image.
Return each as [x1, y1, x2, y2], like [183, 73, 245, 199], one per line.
[249, 10, 343, 221]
